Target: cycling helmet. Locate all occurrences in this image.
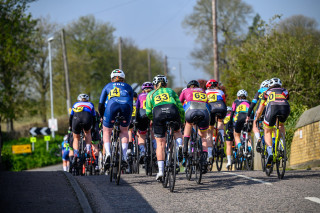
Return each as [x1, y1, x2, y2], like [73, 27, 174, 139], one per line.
[152, 75, 168, 85]
[227, 106, 232, 111]
[269, 77, 282, 87]
[237, 89, 248, 97]
[77, 93, 89, 101]
[63, 135, 68, 141]
[141, 81, 153, 90]
[110, 69, 125, 79]
[260, 79, 270, 89]
[206, 79, 218, 88]
[187, 80, 200, 88]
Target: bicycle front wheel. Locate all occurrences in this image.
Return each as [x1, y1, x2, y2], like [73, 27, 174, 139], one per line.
[260, 144, 266, 172]
[168, 138, 177, 192]
[276, 132, 286, 179]
[215, 132, 224, 171]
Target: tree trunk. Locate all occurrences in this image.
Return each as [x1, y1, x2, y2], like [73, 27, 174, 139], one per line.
[0, 116, 3, 170]
[6, 118, 14, 132]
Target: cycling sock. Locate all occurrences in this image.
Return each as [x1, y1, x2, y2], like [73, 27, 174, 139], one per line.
[237, 143, 241, 150]
[63, 166, 67, 171]
[104, 142, 111, 156]
[208, 147, 213, 158]
[227, 155, 231, 164]
[267, 146, 273, 156]
[183, 137, 190, 154]
[74, 149, 79, 157]
[254, 132, 261, 141]
[122, 143, 128, 161]
[219, 129, 224, 140]
[158, 161, 164, 174]
[139, 145, 145, 153]
[86, 144, 91, 153]
[176, 138, 183, 147]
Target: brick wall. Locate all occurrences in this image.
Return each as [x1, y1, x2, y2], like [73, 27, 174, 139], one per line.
[290, 121, 320, 167]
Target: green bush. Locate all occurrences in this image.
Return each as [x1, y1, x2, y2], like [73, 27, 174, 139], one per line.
[1, 135, 63, 171]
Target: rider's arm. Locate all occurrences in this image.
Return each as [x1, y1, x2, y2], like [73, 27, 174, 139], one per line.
[173, 90, 185, 124]
[99, 85, 109, 117]
[146, 92, 153, 120]
[179, 89, 185, 103]
[91, 104, 96, 128]
[247, 91, 259, 118]
[230, 101, 236, 124]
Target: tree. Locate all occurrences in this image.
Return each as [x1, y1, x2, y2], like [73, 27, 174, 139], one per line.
[0, 0, 37, 131]
[277, 15, 319, 36]
[183, 0, 253, 75]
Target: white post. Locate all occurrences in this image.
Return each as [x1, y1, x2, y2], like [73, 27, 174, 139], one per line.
[48, 37, 55, 138]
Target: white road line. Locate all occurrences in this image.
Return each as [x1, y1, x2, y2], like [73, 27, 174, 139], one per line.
[305, 197, 320, 204]
[223, 172, 273, 186]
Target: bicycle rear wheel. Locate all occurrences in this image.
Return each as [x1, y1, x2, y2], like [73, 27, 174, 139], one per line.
[215, 132, 224, 171]
[185, 157, 192, 180]
[116, 138, 122, 185]
[195, 150, 202, 184]
[245, 138, 254, 171]
[260, 143, 266, 172]
[162, 151, 169, 188]
[276, 132, 286, 179]
[168, 137, 177, 192]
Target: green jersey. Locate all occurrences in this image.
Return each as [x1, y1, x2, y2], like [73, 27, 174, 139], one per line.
[146, 87, 185, 123]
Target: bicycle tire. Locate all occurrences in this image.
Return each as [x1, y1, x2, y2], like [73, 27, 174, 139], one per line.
[149, 138, 153, 176]
[215, 132, 224, 171]
[116, 138, 122, 185]
[185, 158, 192, 180]
[265, 163, 273, 176]
[145, 137, 151, 176]
[133, 133, 139, 174]
[260, 143, 266, 172]
[245, 137, 254, 171]
[276, 132, 286, 179]
[168, 135, 177, 192]
[195, 144, 202, 184]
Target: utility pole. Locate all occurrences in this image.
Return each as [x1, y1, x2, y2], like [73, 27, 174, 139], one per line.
[61, 29, 71, 115]
[212, 0, 219, 81]
[164, 55, 168, 76]
[48, 37, 55, 138]
[179, 62, 182, 88]
[148, 52, 152, 81]
[118, 37, 122, 70]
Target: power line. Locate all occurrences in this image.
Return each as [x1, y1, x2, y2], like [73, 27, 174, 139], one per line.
[92, 0, 144, 15]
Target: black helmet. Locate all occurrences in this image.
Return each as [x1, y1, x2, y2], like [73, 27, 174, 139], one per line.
[133, 92, 138, 98]
[187, 80, 200, 88]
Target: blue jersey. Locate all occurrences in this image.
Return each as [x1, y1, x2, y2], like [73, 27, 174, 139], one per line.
[99, 82, 134, 107]
[252, 87, 268, 104]
[70, 101, 96, 116]
[62, 141, 70, 151]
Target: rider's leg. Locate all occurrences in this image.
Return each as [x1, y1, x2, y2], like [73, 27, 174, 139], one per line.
[73, 133, 80, 157]
[137, 131, 146, 153]
[183, 122, 192, 155]
[84, 129, 92, 153]
[120, 125, 129, 161]
[156, 137, 166, 175]
[217, 119, 225, 141]
[226, 140, 233, 166]
[103, 126, 112, 157]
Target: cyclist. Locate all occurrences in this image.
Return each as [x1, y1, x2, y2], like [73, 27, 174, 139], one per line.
[247, 79, 269, 152]
[179, 80, 210, 172]
[146, 75, 185, 181]
[62, 135, 70, 172]
[128, 92, 138, 157]
[136, 82, 154, 163]
[205, 79, 227, 161]
[99, 69, 133, 167]
[91, 111, 101, 171]
[224, 106, 234, 168]
[255, 78, 290, 166]
[228, 90, 252, 156]
[69, 94, 96, 163]
[224, 106, 232, 125]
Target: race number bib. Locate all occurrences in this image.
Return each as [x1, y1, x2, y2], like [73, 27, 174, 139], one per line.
[143, 100, 146, 109]
[207, 94, 217, 103]
[73, 106, 83, 112]
[267, 92, 276, 103]
[236, 104, 247, 112]
[154, 93, 169, 105]
[109, 87, 120, 98]
[132, 106, 136, 116]
[193, 92, 207, 102]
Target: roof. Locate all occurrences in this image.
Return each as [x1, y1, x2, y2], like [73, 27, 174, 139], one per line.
[295, 105, 320, 128]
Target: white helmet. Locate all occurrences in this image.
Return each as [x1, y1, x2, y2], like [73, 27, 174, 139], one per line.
[77, 93, 89, 101]
[260, 79, 270, 89]
[110, 69, 125, 79]
[63, 135, 68, 141]
[269, 78, 282, 87]
[153, 75, 168, 85]
[237, 89, 248, 97]
[227, 106, 232, 111]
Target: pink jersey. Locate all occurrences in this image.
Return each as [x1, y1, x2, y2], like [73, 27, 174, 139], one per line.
[179, 88, 207, 104]
[136, 92, 148, 109]
[205, 88, 226, 103]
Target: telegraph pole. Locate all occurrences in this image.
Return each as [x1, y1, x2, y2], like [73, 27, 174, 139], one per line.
[212, 0, 219, 81]
[118, 37, 123, 70]
[148, 52, 152, 81]
[61, 29, 71, 114]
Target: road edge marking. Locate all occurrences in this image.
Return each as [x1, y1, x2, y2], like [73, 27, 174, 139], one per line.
[305, 197, 320, 204]
[62, 171, 93, 213]
[223, 172, 273, 186]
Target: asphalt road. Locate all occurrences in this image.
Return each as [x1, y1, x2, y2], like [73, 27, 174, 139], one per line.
[1, 164, 320, 212]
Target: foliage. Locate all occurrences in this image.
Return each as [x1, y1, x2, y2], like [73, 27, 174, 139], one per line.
[1, 135, 63, 171]
[0, 0, 37, 130]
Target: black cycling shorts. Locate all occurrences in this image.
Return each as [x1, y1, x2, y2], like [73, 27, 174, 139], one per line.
[209, 101, 227, 126]
[234, 113, 247, 133]
[72, 111, 93, 134]
[137, 111, 150, 134]
[153, 104, 181, 138]
[185, 108, 210, 131]
[264, 102, 290, 127]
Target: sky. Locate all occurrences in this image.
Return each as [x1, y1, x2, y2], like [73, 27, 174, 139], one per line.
[27, 0, 320, 88]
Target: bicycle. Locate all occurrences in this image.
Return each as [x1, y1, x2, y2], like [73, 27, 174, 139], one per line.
[265, 116, 287, 179]
[127, 121, 139, 174]
[144, 121, 157, 176]
[185, 115, 203, 184]
[162, 121, 179, 192]
[256, 116, 266, 172]
[240, 121, 254, 171]
[109, 112, 126, 185]
[85, 143, 99, 176]
[229, 140, 243, 171]
[71, 130, 86, 176]
[208, 114, 224, 172]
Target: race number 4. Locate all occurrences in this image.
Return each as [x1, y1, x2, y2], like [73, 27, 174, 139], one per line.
[109, 87, 120, 98]
[208, 93, 217, 103]
[154, 93, 169, 105]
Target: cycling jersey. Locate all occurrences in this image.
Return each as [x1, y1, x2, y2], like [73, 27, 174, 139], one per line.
[71, 102, 96, 116]
[247, 87, 268, 117]
[69, 101, 96, 134]
[224, 113, 231, 125]
[99, 82, 133, 128]
[205, 88, 226, 103]
[179, 88, 208, 107]
[62, 140, 70, 161]
[146, 87, 185, 124]
[230, 99, 251, 122]
[136, 92, 148, 117]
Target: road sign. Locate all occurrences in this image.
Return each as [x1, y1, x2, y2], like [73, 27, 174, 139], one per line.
[48, 118, 58, 131]
[30, 137, 37, 143]
[29, 127, 51, 136]
[44, 136, 51, 141]
[12, 144, 32, 154]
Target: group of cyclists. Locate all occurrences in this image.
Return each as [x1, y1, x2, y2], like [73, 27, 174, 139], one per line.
[61, 68, 290, 184]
